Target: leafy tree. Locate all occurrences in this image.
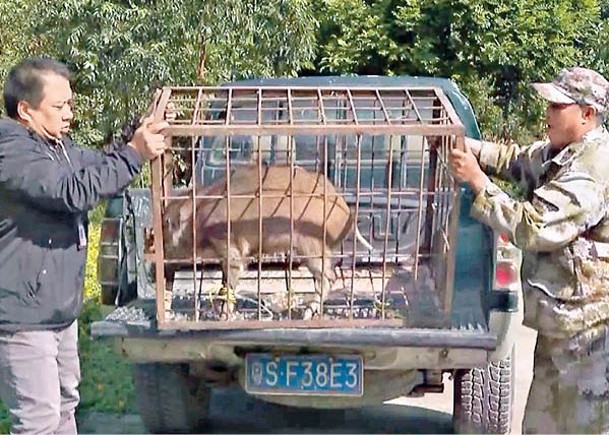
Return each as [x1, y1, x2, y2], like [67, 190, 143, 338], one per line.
[1, 0, 318, 146]
[0, 1, 50, 72]
[311, 0, 608, 142]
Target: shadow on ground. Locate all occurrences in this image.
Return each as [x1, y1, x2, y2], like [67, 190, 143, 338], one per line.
[78, 386, 452, 434]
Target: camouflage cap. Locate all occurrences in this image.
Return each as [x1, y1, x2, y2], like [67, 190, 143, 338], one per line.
[531, 67, 609, 113]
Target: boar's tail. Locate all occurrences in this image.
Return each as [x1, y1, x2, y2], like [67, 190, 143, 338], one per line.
[337, 210, 374, 251]
[354, 226, 374, 251]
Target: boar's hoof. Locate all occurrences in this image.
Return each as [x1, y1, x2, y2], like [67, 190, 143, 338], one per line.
[217, 287, 237, 321]
[303, 301, 321, 320]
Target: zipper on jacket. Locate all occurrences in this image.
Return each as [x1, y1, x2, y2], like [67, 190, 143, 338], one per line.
[50, 138, 88, 250]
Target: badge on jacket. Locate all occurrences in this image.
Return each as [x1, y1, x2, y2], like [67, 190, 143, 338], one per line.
[76, 216, 87, 250]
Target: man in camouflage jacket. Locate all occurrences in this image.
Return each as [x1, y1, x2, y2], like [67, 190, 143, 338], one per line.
[450, 67, 609, 433]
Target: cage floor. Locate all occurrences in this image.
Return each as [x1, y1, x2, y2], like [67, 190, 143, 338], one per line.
[164, 263, 449, 326]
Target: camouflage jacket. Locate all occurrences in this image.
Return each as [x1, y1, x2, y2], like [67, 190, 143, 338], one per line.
[472, 126, 609, 341]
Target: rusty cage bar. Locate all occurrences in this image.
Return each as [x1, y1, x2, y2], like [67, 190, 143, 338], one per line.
[146, 85, 464, 330]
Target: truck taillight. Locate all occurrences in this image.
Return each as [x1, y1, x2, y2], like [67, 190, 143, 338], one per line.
[494, 233, 520, 290]
[495, 260, 519, 288]
[498, 233, 510, 244]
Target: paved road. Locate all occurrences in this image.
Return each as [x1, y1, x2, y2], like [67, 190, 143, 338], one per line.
[78, 324, 537, 434]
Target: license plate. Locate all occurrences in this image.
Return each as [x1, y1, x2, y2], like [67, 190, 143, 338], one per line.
[245, 353, 363, 396]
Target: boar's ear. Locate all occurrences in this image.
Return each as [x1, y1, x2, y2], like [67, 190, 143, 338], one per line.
[164, 213, 175, 232]
[179, 204, 189, 222]
[178, 197, 194, 222]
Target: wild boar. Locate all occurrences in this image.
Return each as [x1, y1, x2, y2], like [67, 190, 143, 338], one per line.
[162, 164, 373, 319]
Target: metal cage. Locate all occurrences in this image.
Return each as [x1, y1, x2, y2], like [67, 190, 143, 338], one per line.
[145, 85, 465, 330]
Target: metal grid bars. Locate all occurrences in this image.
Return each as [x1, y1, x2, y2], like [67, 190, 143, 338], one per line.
[148, 85, 464, 330]
[154, 86, 464, 137]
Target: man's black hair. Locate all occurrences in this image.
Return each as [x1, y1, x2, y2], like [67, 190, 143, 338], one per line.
[3, 57, 71, 119]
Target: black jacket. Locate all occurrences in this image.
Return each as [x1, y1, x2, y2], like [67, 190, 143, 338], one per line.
[0, 118, 143, 331]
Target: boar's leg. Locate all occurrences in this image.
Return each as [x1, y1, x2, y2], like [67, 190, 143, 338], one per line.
[163, 265, 176, 315]
[217, 244, 245, 320]
[302, 250, 337, 320]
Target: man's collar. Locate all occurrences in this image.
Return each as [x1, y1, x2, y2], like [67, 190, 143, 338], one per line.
[547, 125, 607, 167]
[0, 117, 66, 147]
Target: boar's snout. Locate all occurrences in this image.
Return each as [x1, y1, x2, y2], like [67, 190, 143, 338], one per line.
[162, 197, 194, 259]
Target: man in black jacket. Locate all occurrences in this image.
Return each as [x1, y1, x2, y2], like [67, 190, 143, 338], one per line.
[0, 57, 168, 433]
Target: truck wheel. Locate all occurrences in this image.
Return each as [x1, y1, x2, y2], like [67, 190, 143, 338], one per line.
[452, 347, 515, 434]
[132, 363, 211, 433]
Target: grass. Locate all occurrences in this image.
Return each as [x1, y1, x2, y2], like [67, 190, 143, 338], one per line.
[0, 205, 136, 433]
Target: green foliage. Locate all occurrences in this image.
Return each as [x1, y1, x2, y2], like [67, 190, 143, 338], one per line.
[77, 300, 136, 416]
[492, 176, 527, 200]
[1, 0, 318, 147]
[312, 0, 609, 143]
[0, 409, 8, 434]
[0, 1, 48, 72]
[4, 0, 609, 145]
[84, 216, 102, 302]
[313, 0, 399, 74]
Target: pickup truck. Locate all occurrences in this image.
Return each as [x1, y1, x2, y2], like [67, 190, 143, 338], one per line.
[91, 75, 522, 433]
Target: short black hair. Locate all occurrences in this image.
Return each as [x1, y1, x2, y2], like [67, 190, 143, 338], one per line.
[3, 57, 71, 119]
